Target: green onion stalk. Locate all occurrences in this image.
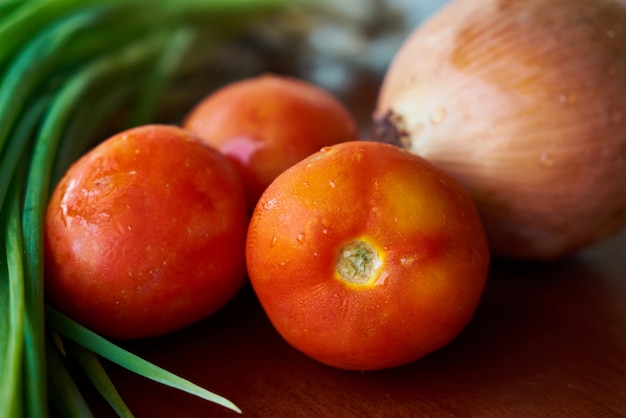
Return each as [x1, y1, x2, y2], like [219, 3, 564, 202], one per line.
[0, 0, 312, 416]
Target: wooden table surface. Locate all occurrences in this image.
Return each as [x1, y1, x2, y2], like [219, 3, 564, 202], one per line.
[75, 70, 626, 418]
[96, 226, 626, 417]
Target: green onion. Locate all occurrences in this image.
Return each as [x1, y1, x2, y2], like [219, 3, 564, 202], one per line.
[46, 338, 95, 418]
[63, 340, 135, 418]
[1, 168, 27, 418]
[47, 305, 243, 414]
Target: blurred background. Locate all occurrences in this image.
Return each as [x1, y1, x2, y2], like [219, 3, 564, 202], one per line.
[162, 0, 451, 133]
[296, 0, 450, 91]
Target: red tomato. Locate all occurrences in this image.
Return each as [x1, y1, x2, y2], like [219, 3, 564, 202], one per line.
[44, 125, 249, 339]
[183, 74, 359, 210]
[246, 141, 490, 370]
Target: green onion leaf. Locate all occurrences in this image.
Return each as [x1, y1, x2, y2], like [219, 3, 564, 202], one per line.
[46, 338, 95, 418]
[64, 340, 135, 418]
[0, 169, 26, 418]
[46, 305, 242, 414]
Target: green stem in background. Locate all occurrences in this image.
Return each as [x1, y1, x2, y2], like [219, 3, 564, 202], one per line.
[0, 171, 26, 418]
[0, 6, 110, 175]
[50, 25, 197, 183]
[63, 340, 135, 418]
[46, 305, 242, 414]
[0, 1, 22, 21]
[0, 0, 121, 71]
[127, 25, 195, 127]
[46, 338, 95, 418]
[49, 80, 135, 186]
[0, 94, 51, 418]
[0, 0, 287, 66]
[0, 96, 50, 236]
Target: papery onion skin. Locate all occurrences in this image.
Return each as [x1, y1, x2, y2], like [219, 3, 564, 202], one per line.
[373, 0, 626, 260]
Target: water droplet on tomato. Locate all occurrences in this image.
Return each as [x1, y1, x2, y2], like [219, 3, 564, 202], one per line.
[264, 198, 277, 210]
[540, 153, 555, 167]
[559, 93, 577, 104]
[297, 233, 306, 243]
[375, 271, 390, 285]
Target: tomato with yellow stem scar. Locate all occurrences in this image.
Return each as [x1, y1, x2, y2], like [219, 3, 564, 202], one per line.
[246, 141, 490, 371]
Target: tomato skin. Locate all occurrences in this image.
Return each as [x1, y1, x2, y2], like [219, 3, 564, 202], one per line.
[44, 125, 249, 340]
[246, 141, 490, 370]
[183, 74, 359, 210]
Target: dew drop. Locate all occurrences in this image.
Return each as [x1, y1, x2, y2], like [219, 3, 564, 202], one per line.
[264, 199, 277, 210]
[540, 153, 555, 167]
[559, 93, 577, 104]
[297, 233, 306, 243]
[375, 271, 390, 286]
[472, 248, 483, 264]
[322, 229, 329, 235]
[329, 180, 336, 188]
[429, 106, 447, 125]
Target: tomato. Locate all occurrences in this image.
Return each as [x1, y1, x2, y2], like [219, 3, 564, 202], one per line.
[44, 125, 249, 340]
[183, 74, 359, 210]
[246, 141, 490, 370]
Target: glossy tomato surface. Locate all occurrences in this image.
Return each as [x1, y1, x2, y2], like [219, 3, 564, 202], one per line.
[246, 141, 490, 370]
[44, 125, 249, 340]
[183, 74, 359, 210]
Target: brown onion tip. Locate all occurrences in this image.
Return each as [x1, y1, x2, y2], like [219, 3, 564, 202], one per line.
[371, 110, 411, 148]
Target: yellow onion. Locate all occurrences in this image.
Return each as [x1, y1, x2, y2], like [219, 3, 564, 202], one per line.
[373, 0, 626, 260]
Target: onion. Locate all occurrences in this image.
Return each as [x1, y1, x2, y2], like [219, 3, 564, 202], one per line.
[372, 0, 626, 260]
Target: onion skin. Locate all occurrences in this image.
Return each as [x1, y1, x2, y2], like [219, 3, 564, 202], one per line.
[373, 0, 626, 260]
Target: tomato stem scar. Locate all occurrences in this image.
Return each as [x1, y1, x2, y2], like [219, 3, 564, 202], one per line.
[335, 240, 382, 285]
